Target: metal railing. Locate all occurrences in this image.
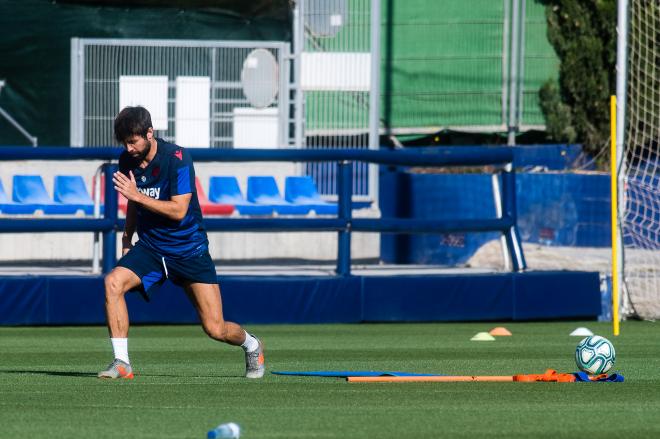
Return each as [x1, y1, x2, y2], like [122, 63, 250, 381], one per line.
[0, 147, 526, 275]
[0, 80, 38, 147]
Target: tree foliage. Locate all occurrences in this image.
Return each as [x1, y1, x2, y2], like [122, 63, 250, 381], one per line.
[538, 0, 616, 162]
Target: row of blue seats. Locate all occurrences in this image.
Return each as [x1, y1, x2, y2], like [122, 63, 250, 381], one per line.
[208, 176, 337, 215]
[0, 175, 339, 216]
[0, 175, 93, 214]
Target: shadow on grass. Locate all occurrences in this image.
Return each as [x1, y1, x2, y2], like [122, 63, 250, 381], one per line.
[1, 370, 97, 378]
[1, 370, 245, 379]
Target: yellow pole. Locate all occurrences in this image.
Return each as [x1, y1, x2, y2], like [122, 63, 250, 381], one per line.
[610, 95, 620, 336]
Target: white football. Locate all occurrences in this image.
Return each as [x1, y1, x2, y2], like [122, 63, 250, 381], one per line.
[575, 335, 616, 375]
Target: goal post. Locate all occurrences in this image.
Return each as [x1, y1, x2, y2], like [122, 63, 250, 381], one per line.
[616, 0, 660, 320]
[610, 95, 620, 336]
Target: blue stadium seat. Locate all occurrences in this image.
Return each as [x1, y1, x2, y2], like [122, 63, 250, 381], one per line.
[284, 176, 338, 215]
[195, 177, 234, 216]
[53, 175, 95, 215]
[0, 178, 38, 214]
[12, 175, 78, 214]
[247, 176, 311, 215]
[208, 176, 273, 215]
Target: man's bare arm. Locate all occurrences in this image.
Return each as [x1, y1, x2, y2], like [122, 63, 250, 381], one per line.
[113, 171, 191, 222]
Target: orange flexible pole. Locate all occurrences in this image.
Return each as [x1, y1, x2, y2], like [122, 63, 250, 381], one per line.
[347, 375, 514, 383]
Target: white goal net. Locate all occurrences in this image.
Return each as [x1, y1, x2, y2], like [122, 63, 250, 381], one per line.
[621, 0, 660, 319]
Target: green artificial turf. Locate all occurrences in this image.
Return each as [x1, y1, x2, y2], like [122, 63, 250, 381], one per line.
[0, 321, 658, 438]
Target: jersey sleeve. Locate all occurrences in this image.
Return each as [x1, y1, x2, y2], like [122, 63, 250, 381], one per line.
[169, 147, 195, 196]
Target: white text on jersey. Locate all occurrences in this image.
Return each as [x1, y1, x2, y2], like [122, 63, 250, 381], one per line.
[138, 187, 161, 199]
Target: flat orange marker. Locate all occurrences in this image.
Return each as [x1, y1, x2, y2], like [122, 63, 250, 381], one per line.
[489, 327, 512, 336]
[513, 369, 576, 382]
[347, 375, 514, 383]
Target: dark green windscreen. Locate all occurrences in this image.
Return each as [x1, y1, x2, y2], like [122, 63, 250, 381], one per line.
[0, 0, 290, 145]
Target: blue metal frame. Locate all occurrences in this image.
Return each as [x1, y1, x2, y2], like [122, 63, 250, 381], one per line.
[102, 163, 118, 273]
[0, 146, 525, 275]
[337, 161, 353, 276]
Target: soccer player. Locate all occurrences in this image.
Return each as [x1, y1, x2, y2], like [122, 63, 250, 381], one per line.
[98, 106, 264, 380]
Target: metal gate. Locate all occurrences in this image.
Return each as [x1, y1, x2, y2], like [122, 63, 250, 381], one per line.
[70, 39, 291, 149]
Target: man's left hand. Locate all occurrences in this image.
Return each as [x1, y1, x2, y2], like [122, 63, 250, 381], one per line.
[113, 171, 141, 202]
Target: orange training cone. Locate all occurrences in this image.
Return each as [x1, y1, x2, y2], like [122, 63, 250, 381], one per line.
[489, 327, 512, 336]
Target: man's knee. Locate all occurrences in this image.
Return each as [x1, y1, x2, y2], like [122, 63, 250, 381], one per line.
[203, 320, 229, 342]
[104, 271, 128, 298]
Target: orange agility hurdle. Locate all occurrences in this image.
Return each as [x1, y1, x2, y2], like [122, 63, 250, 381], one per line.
[347, 375, 514, 383]
[347, 370, 581, 383]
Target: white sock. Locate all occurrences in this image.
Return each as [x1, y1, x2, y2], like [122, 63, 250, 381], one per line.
[241, 331, 259, 352]
[110, 338, 130, 364]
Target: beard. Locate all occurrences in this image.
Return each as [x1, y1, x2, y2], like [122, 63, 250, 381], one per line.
[132, 139, 152, 161]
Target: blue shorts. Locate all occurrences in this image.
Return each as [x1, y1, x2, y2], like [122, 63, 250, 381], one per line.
[116, 242, 217, 301]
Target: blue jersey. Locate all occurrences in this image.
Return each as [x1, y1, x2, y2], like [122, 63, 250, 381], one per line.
[118, 138, 208, 259]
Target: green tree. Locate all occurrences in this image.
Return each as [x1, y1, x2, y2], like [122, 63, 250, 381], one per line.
[538, 0, 616, 164]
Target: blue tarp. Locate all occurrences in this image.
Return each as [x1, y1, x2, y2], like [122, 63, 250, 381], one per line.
[380, 171, 611, 265]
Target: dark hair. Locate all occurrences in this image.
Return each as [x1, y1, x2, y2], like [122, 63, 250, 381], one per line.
[114, 106, 153, 144]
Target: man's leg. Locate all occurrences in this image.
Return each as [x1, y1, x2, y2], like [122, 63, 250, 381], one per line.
[104, 266, 141, 338]
[98, 266, 142, 379]
[183, 282, 246, 345]
[183, 282, 265, 378]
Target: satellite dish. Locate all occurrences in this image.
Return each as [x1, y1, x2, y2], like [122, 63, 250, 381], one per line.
[304, 0, 347, 38]
[241, 48, 279, 109]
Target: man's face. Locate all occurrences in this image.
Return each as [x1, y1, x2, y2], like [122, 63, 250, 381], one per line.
[123, 131, 152, 160]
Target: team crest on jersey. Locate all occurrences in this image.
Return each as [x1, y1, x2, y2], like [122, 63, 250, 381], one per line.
[174, 150, 183, 160]
[141, 175, 146, 182]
